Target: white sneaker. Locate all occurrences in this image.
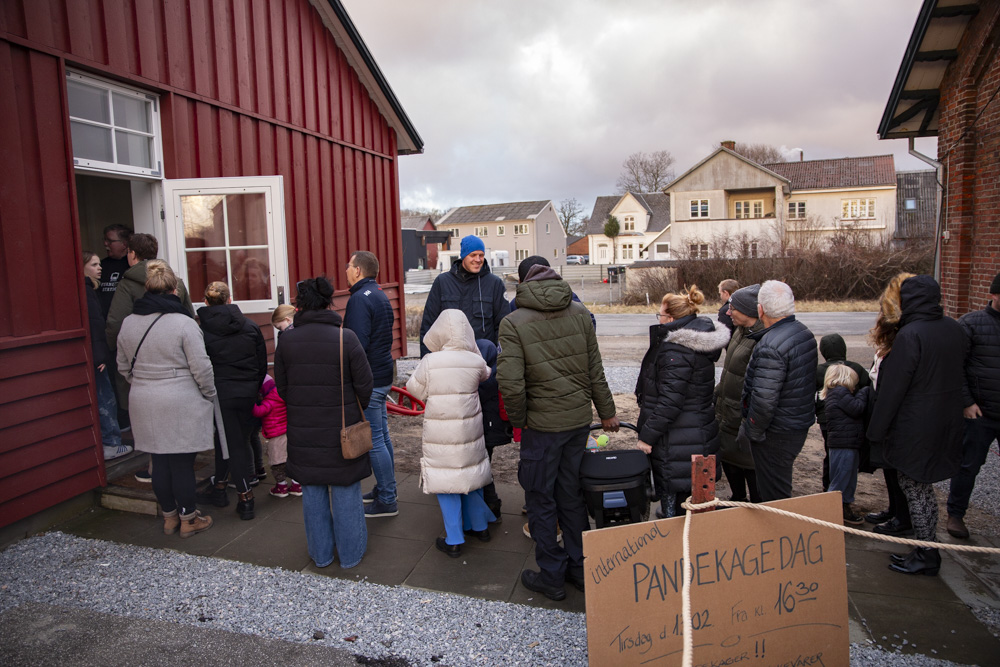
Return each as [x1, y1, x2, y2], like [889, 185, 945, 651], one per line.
[103, 444, 133, 461]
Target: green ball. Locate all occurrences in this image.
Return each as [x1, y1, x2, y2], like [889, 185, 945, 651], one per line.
[596, 434, 609, 447]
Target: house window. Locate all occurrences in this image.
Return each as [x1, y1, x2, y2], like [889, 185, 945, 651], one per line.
[515, 248, 528, 261]
[842, 198, 876, 220]
[450, 228, 460, 238]
[66, 71, 161, 177]
[690, 199, 709, 218]
[655, 243, 670, 256]
[734, 200, 764, 219]
[514, 224, 529, 235]
[904, 198, 917, 210]
[622, 244, 634, 260]
[474, 226, 488, 237]
[497, 225, 505, 236]
[688, 243, 709, 259]
[623, 215, 635, 231]
[553, 249, 558, 258]
[788, 201, 806, 219]
[598, 244, 608, 259]
[546, 223, 550, 234]
[742, 241, 759, 258]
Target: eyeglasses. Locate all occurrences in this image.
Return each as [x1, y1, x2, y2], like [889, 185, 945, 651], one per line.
[104, 237, 124, 244]
[654, 311, 668, 320]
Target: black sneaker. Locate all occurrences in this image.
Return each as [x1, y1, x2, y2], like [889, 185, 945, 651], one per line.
[521, 569, 566, 601]
[362, 487, 378, 505]
[134, 469, 151, 483]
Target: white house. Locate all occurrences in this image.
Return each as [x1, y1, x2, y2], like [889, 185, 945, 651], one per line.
[436, 200, 566, 269]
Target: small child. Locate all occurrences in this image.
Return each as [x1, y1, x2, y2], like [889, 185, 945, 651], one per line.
[406, 310, 495, 558]
[271, 304, 295, 340]
[252, 374, 300, 498]
[821, 364, 872, 526]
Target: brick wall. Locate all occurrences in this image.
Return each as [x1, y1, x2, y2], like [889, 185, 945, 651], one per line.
[937, 3, 1000, 317]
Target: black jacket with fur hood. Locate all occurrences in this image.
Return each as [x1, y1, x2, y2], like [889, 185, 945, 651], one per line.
[635, 314, 730, 494]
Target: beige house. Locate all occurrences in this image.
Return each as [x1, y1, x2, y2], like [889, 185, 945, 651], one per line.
[582, 192, 671, 265]
[435, 200, 566, 269]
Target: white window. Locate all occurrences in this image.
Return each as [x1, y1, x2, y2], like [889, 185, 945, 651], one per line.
[842, 198, 876, 220]
[623, 215, 635, 231]
[742, 241, 759, 258]
[689, 243, 709, 259]
[450, 228, 460, 238]
[734, 200, 764, 219]
[598, 243, 608, 259]
[622, 244, 634, 260]
[546, 223, 550, 234]
[474, 226, 488, 237]
[788, 201, 806, 219]
[67, 71, 161, 177]
[655, 243, 670, 256]
[515, 248, 528, 261]
[497, 225, 505, 236]
[164, 176, 288, 313]
[904, 198, 917, 210]
[690, 199, 709, 218]
[514, 224, 529, 235]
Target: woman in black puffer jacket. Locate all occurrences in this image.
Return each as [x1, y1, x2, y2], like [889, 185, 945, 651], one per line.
[197, 282, 267, 520]
[636, 285, 731, 518]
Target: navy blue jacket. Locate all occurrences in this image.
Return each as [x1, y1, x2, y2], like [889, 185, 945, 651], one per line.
[476, 339, 512, 448]
[420, 262, 510, 357]
[343, 277, 395, 387]
[823, 385, 870, 450]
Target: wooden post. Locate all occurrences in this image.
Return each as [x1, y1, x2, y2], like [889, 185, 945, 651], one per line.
[691, 454, 716, 513]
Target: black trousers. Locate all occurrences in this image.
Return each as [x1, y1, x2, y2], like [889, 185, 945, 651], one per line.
[722, 461, 761, 503]
[750, 430, 808, 502]
[214, 397, 255, 493]
[151, 452, 198, 516]
[519, 426, 590, 587]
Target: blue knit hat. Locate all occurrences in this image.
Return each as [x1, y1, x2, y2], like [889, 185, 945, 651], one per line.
[460, 235, 486, 259]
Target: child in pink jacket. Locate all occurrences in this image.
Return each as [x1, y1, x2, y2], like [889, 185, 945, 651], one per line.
[253, 374, 300, 497]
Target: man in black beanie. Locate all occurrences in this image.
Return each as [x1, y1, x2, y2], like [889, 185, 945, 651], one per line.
[512, 256, 595, 329]
[946, 272, 1000, 539]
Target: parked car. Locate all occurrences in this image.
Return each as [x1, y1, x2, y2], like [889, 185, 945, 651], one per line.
[566, 255, 587, 265]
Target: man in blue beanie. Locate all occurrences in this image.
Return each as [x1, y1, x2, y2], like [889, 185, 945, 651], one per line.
[419, 234, 510, 357]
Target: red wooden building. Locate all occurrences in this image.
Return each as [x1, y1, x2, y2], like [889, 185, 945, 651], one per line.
[0, 0, 422, 530]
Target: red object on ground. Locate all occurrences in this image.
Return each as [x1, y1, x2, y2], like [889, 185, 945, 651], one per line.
[387, 386, 425, 416]
[690, 454, 717, 513]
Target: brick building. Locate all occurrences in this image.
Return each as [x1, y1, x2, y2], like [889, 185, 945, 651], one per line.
[879, 0, 999, 316]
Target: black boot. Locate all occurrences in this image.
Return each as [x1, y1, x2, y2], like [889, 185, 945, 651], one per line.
[888, 547, 940, 576]
[236, 490, 255, 520]
[196, 479, 229, 508]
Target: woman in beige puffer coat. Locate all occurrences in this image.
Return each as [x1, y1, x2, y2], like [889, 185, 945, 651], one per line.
[407, 309, 496, 557]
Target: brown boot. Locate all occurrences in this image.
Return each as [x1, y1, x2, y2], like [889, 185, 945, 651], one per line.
[947, 514, 970, 539]
[162, 509, 180, 535]
[179, 511, 213, 538]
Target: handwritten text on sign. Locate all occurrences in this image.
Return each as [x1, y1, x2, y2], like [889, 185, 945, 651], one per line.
[583, 492, 848, 666]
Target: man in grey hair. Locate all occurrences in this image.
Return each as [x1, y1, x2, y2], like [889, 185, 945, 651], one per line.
[738, 280, 817, 501]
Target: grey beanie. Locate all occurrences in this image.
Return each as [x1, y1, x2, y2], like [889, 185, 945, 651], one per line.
[729, 283, 761, 316]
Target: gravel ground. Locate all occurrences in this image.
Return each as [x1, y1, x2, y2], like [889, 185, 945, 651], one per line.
[0, 531, 984, 666]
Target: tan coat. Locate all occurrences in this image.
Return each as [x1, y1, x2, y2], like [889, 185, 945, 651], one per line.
[406, 310, 492, 494]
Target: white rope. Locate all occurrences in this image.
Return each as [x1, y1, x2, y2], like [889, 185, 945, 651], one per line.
[677, 497, 1000, 667]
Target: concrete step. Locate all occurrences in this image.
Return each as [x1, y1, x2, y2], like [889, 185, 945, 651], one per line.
[99, 451, 216, 516]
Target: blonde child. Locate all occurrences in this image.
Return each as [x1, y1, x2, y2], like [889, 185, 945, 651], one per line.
[253, 374, 300, 497]
[406, 310, 495, 557]
[821, 364, 872, 526]
[271, 304, 295, 339]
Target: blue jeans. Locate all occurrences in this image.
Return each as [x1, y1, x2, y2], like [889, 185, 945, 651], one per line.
[436, 489, 495, 545]
[365, 385, 397, 505]
[301, 482, 367, 568]
[828, 448, 860, 504]
[947, 417, 1000, 518]
[95, 367, 121, 449]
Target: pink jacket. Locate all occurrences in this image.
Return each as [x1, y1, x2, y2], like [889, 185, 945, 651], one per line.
[253, 375, 287, 438]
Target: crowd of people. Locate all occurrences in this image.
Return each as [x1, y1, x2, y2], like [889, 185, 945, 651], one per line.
[85, 227, 998, 597]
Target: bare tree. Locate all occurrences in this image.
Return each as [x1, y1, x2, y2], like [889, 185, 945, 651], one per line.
[558, 197, 585, 236]
[401, 207, 447, 222]
[615, 150, 676, 194]
[732, 142, 787, 165]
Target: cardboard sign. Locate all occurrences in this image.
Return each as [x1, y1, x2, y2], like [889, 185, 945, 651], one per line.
[583, 492, 848, 666]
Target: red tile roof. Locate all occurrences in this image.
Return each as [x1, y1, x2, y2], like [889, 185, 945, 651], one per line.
[764, 155, 896, 190]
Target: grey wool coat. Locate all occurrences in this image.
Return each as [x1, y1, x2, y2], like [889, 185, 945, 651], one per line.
[116, 313, 217, 454]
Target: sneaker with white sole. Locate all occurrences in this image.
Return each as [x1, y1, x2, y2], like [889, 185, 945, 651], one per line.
[103, 443, 133, 461]
[287, 481, 303, 497]
[362, 487, 378, 505]
[364, 500, 398, 518]
[269, 483, 289, 498]
[134, 469, 152, 483]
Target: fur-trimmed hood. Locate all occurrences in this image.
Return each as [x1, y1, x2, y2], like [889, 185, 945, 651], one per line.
[663, 316, 731, 353]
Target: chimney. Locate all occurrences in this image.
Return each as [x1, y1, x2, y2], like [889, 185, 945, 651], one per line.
[721, 140, 736, 151]
[799, 149, 804, 162]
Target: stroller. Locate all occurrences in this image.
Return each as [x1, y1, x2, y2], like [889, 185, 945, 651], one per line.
[579, 422, 655, 528]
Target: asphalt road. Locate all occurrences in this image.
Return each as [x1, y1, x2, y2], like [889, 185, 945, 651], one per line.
[595, 311, 878, 337]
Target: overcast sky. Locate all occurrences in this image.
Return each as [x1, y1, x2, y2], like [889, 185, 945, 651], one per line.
[341, 0, 937, 218]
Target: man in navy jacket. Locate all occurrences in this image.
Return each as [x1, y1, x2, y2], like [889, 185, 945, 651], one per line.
[344, 251, 398, 517]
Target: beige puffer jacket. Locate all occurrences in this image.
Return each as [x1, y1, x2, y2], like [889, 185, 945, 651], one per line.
[406, 310, 493, 494]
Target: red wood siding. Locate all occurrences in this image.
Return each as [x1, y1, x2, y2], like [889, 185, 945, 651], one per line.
[0, 0, 410, 528]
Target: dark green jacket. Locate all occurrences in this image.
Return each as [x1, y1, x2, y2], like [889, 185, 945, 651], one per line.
[715, 318, 766, 435]
[497, 267, 615, 432]
[106, 260, 195, 350]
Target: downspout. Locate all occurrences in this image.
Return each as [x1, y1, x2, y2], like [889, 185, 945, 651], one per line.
[908, 137, 943, 281]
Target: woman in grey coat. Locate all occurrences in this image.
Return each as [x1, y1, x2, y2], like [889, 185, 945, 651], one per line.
[116, 260, 215, 538]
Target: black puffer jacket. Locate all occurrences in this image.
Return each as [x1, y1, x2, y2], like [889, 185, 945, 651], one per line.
[824, 385, 871, 450]
[86, 280, 113, 368]
[275, 309, 373, 486]
[815, 334, 871, 428]
[420, 261, 510, 357]
[477, 339, 511, 448]
[197, 304, 267, 401]
[636, 315, 730, 494]
[867, 275, 965, 483]
[959, 305, 1000, 421]
[742, 316, 818, 440]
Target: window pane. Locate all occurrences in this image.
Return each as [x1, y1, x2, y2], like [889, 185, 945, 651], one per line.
[182, 194, 226, 247]
[185, 249, 228, 299]
[115, 130, 152, 168]
[231, 247, 272, 301]
[71, 121, 113, 162]
[112, 92, 150, 133]
[68, 80, 110, 123]
[226, 193, 268, 246]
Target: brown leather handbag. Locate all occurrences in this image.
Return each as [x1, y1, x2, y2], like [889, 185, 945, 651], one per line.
[339, 328, 372, 460]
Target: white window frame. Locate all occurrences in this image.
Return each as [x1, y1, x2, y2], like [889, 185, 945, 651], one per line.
[546, 223, 550, 234]
[842, 198, 876, 220]
[655, 243, 670, 257]
[689, 243, 709, 259]
[623, 215, 635, 231]
[164, 176, 288, 314]
[515, 248, 529, 261]
[450, 228, 460, 238]
[788, 201, 806, 219]
[496, 225, 505, 236]
[474, 225, 488, 237]
[513, 224, 529, 235]
[690, 199, 709, 218]
[904, 198, 917, 210]
[66, 70, 163, 179]
[734, 200, 764, 219]
[621, 244, 634, 260]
